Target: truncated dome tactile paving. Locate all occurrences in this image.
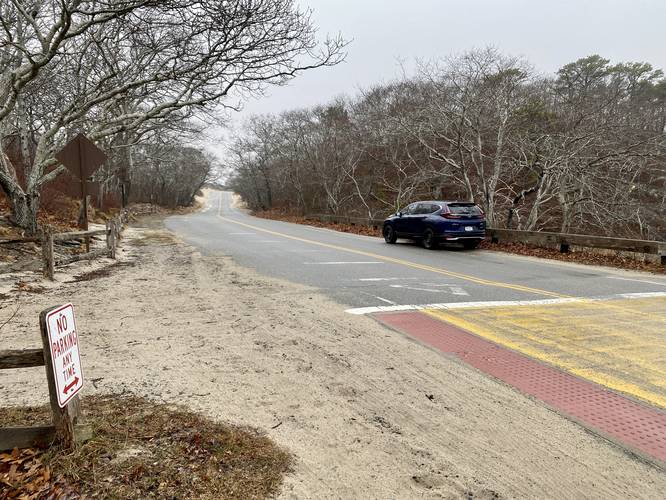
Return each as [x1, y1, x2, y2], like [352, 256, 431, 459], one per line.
[374, 311, 666, 466]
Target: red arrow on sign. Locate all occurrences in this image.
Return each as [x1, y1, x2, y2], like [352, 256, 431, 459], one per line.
[63, 377, 80, 394]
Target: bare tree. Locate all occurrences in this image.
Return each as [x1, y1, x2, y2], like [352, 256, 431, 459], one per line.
[1, 0, 346, 232]
[227, 50, 665, 241]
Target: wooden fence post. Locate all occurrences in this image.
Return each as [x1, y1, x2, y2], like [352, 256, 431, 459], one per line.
[115, 215, 121, 241]
[107, 220, 116, 259]
[39, 307, 79, 450]
[105, 220, 111, 256]
[41, 227, 55, 280]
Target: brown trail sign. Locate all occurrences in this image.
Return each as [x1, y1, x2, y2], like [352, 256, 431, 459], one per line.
[55, 133, 107, 230]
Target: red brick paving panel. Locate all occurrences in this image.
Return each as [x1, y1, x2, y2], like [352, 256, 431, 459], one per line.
[375, 311, 666, 465]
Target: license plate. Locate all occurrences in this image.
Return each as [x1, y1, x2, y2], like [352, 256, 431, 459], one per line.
[464, 226, 474, 231]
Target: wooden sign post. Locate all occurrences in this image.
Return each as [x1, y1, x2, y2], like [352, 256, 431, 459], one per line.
[0, 305, 89, 451]
[39, 304, 84, 449]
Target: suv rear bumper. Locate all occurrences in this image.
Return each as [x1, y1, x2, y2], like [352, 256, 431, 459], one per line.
[439, 233, 485, 241]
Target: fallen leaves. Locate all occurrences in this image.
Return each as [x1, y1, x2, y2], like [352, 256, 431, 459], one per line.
[254, 210, 381, 237]
[479, 240, 665, 274]
[13, 281, 46, 294]
[0, 447, 79, 499]
[0, 395, 291, 499]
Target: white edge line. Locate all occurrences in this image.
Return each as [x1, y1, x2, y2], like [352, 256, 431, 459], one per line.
[304, 261, 384, 265]
[605, 276, 666, 287]
[616, 292, 666, 298]
[345, 292, 666, 315]
[358, 277, 421, 281]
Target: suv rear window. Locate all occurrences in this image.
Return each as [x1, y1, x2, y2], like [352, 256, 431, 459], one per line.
[447, 203, 483, 216]
[414, 203, 439, 214]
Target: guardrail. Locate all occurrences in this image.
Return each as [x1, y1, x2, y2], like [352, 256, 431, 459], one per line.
[486, 228, 665, 262]
[304, 213, 666, 265]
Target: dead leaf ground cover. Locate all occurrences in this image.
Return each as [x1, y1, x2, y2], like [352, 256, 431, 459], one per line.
[477, 240, 665, 274]
[254, 210, 665, 274]
[0, 395, 291, 499]
[253, 210, 380, 237]
[69, 261, 136, 283]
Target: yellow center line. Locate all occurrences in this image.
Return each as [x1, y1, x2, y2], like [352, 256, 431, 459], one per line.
[216, 214, 566, 299]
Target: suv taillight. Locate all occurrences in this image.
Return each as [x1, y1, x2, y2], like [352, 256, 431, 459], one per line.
[441, 213, 462, 219]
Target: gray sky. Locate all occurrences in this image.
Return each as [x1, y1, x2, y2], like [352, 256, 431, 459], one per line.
[209, 0, 666, 157]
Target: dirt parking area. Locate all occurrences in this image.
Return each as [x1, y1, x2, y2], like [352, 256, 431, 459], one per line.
[1, 219, 664, 499]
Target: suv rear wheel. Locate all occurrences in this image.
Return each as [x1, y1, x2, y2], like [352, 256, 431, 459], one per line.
[422, 228, 438, 249]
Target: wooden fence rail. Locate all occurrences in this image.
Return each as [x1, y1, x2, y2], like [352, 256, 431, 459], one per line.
[485, 228, 665, 260]
[53, 229, 107, 241]
[0, 237, 41, 245]
[304, 213, 666, 265]
[0, 349, 43, 369]
[42, 208, 130, 280]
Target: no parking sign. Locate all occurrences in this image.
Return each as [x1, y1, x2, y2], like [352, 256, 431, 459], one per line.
[45, 304, 84, 407]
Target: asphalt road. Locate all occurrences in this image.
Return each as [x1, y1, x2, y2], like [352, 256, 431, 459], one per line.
[165, 191, 666, 312]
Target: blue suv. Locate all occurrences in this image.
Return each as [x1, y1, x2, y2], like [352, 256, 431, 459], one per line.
[383, 201, 486, 249]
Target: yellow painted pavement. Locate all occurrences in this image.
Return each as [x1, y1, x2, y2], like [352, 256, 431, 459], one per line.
[425, 297, 666, 409]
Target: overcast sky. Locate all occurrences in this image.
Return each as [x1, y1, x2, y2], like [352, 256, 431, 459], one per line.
[209, 0, 666, 157]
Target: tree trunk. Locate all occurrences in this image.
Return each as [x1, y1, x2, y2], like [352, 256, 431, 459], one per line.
[559, 194, 572, 233]
[8, 190, 40, 235]
[506, 208, 515, 229]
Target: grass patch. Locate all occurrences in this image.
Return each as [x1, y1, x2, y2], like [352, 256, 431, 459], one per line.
[0, 395, 291, 499]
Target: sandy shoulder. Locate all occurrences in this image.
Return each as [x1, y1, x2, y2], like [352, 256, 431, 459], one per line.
[1, 222, 663, 499]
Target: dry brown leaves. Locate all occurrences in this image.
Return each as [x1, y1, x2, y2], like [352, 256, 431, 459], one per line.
[0, 395, 291, 499]
[0, 448, 79, 499]
[479, 240, 665, 275]
[70, 261, 136, 283]
[254, 210, 381, 237]
[35, 195, 80, 233]
[13, 281, 46, 294]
